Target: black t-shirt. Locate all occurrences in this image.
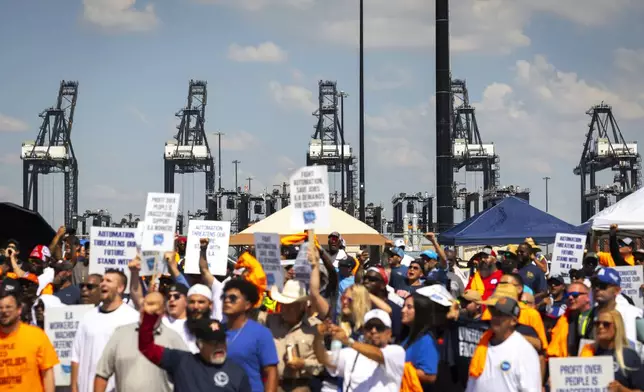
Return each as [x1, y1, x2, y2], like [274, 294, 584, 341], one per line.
[594, 347, 644, 390]
[386, 299, 403, 343]
[160, 349, 251, 392]
[54, 285, 81, 305]
[444, 316, 489, 390]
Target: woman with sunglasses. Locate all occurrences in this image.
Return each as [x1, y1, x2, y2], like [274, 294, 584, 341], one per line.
[580, 309, 644, 392]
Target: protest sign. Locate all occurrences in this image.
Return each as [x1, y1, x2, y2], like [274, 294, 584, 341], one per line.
[614, 266, 644, 308]
[89, 227, 137, 292]
[184, 220, 231, 275]
[45, 305, 94, 386]
[549, 356, 613, 391]
[141, 192, 180, 252]
[293, 242, 312, 286]
[254, 233, 283, 291]
[290, 166, 330, 230]
[139, 251, 167, 277]
[550, 233, 587, 281]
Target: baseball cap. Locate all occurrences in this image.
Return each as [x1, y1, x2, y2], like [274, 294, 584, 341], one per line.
[619, 237, 634, 247]
[52, 259, 74, 271]
[166, 283, 189, 296]
[386, 247, 405, 258]
[363, 309, 392, 328]
[460, 289, 482, 304]
[487, 296, 520, 318]
[584, 252, 599, 261]
[420, 250, 438, 260]
[187, 284, 213, 300]
[338, 257, 356, 270]
[29, 245, 51, 262]
[0, 278, 22, 297]
[191, 318, 227, 343]
[594, 268, 621, 286]
[328, 231, 341, 238]
[394, 239, 406, 248]
[416, 284, 454, 307]
[547, 275, 565, 285]
[366, 266, 389, 285]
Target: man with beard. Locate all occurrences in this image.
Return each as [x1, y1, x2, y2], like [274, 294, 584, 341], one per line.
[465, 248, 501, 300]
[0, 280, 59, 392]
[70, 270, 139, 392]
[139, 291, 251, 392]
[94, 290, 187, 392]
[516, 243, 547, 300]
[179, 283, 214, 353]
[51, 259, 81, 305]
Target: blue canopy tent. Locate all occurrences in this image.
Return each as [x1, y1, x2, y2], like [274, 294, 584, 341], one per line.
[438, 197, 586, 245]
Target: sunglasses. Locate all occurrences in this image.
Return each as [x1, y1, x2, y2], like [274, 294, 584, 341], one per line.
[566, 291, 586, 299]
[167, 293, 183, 301]
[593, 282, 610, 291]
[594, 320, 613, 329]
[79, 283, 98, 290]
[221, 294, 239, 304]
[364, 323, 387, 333]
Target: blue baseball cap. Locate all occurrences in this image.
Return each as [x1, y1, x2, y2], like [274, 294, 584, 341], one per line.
[386, 247, 405, 258]
[595, 268, 621, 286]
[421, 250, 438, 260]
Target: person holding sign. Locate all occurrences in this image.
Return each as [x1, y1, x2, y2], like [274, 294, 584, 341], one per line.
[579, 309, 644, 391]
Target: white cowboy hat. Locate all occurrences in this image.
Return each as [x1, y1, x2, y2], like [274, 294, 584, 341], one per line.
[270, 280, 308, 304]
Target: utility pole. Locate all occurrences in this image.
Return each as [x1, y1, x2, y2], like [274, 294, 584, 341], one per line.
[232, 160, 240, 192]
[358, 0, 366, 222]
[212, 132, 225, 191]
[543, 176, 551, 212]
[246, 177, 253, 193]
[338, 91, 349, 210]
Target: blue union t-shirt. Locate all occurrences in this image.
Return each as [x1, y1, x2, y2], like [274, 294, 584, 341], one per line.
[226, 319, 278, 392]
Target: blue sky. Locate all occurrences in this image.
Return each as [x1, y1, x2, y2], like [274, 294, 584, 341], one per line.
[1, 0, 644, 230]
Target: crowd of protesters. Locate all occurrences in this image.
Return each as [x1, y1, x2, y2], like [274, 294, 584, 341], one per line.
[1, 222, 644, 392]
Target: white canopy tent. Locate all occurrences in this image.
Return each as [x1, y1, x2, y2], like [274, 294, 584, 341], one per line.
[588, 187, 644, 231]
[230, 205, 387, 245]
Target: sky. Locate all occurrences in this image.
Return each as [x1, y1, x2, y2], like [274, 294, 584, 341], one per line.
[1, 0, 644, 230]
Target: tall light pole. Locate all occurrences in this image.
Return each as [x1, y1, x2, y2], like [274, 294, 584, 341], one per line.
[338, 90, 349, 210]
[543, 176, 551, 212]
[358, 0, 366, 222]
[232, 160, 240, 192]
[212, 131, 225, 191]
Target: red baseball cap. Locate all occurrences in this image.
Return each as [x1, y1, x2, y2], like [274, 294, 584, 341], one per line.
[29, 245, 51, 262]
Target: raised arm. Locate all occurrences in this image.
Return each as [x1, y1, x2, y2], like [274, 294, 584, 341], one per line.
[308, 246, 330, 318]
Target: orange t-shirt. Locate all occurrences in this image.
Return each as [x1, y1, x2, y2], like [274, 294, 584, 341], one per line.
[0, 323, 59, 391]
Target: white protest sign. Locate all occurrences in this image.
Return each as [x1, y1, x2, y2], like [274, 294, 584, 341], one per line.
[184, 220, 231, 275]
[141, 192, 180, 252]
[89, 227, 137, 292]
[45, 305, 94, 386]
[139, 251, 167, 277]
[254, 233, 283, 291]
[551, 233, 587, 281]
[549, 356, 613, 391]
[293, 242, 312, 287]
[613, 266, 644, 308]
[290, 165, 330, 230]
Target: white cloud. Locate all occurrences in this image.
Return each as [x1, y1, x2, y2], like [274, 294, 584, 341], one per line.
[268, 81, 316, 113]
[219, 131, 261, 151]
[82, 0, 159, 32]
[195, 0, 314, 11]
[522, 0, 636, 27]
[227, 42, 288, 63]
[367, 66, 413, 91]
[0, 114, 28, 132]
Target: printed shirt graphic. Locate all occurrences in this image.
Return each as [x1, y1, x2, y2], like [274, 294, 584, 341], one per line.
[0, 323, 59, 392]
[444, 317, 489, 388]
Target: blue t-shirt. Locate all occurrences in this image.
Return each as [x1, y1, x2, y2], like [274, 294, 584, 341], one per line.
[55, 285, 81, 305]
[519, 264, 547, 294]
[226, 320, 278, 392]
[403, 333, 439, 376]
[161, 349, 251, 392]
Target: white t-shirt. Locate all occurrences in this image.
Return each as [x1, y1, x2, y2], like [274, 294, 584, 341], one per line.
[465, 331, 541, 392]
[328, 344, 405, 392]
[71, 302, 139, 392]
[37, 267, 55, 295]
[162, 316, 198, 353]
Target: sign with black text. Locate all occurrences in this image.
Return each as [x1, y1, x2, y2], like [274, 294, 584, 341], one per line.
[289, 166, 330, 230]
[549, 356, 613, 392]
[550, 233, 586, 281]
[254, 233, 283, 291]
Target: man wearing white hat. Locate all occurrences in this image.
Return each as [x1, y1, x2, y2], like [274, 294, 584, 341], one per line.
[312, 309, 405, 391]
[394, 239, 415, 267]
[262, 280, 323, 391]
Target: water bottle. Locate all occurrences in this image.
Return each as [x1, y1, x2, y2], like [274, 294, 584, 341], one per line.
[330, 339, 343, 366]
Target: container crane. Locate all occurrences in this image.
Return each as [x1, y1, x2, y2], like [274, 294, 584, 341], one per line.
[21, 80, 79, 228]
[164, 80, 217, 232]
[574, 103, 641, 222]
